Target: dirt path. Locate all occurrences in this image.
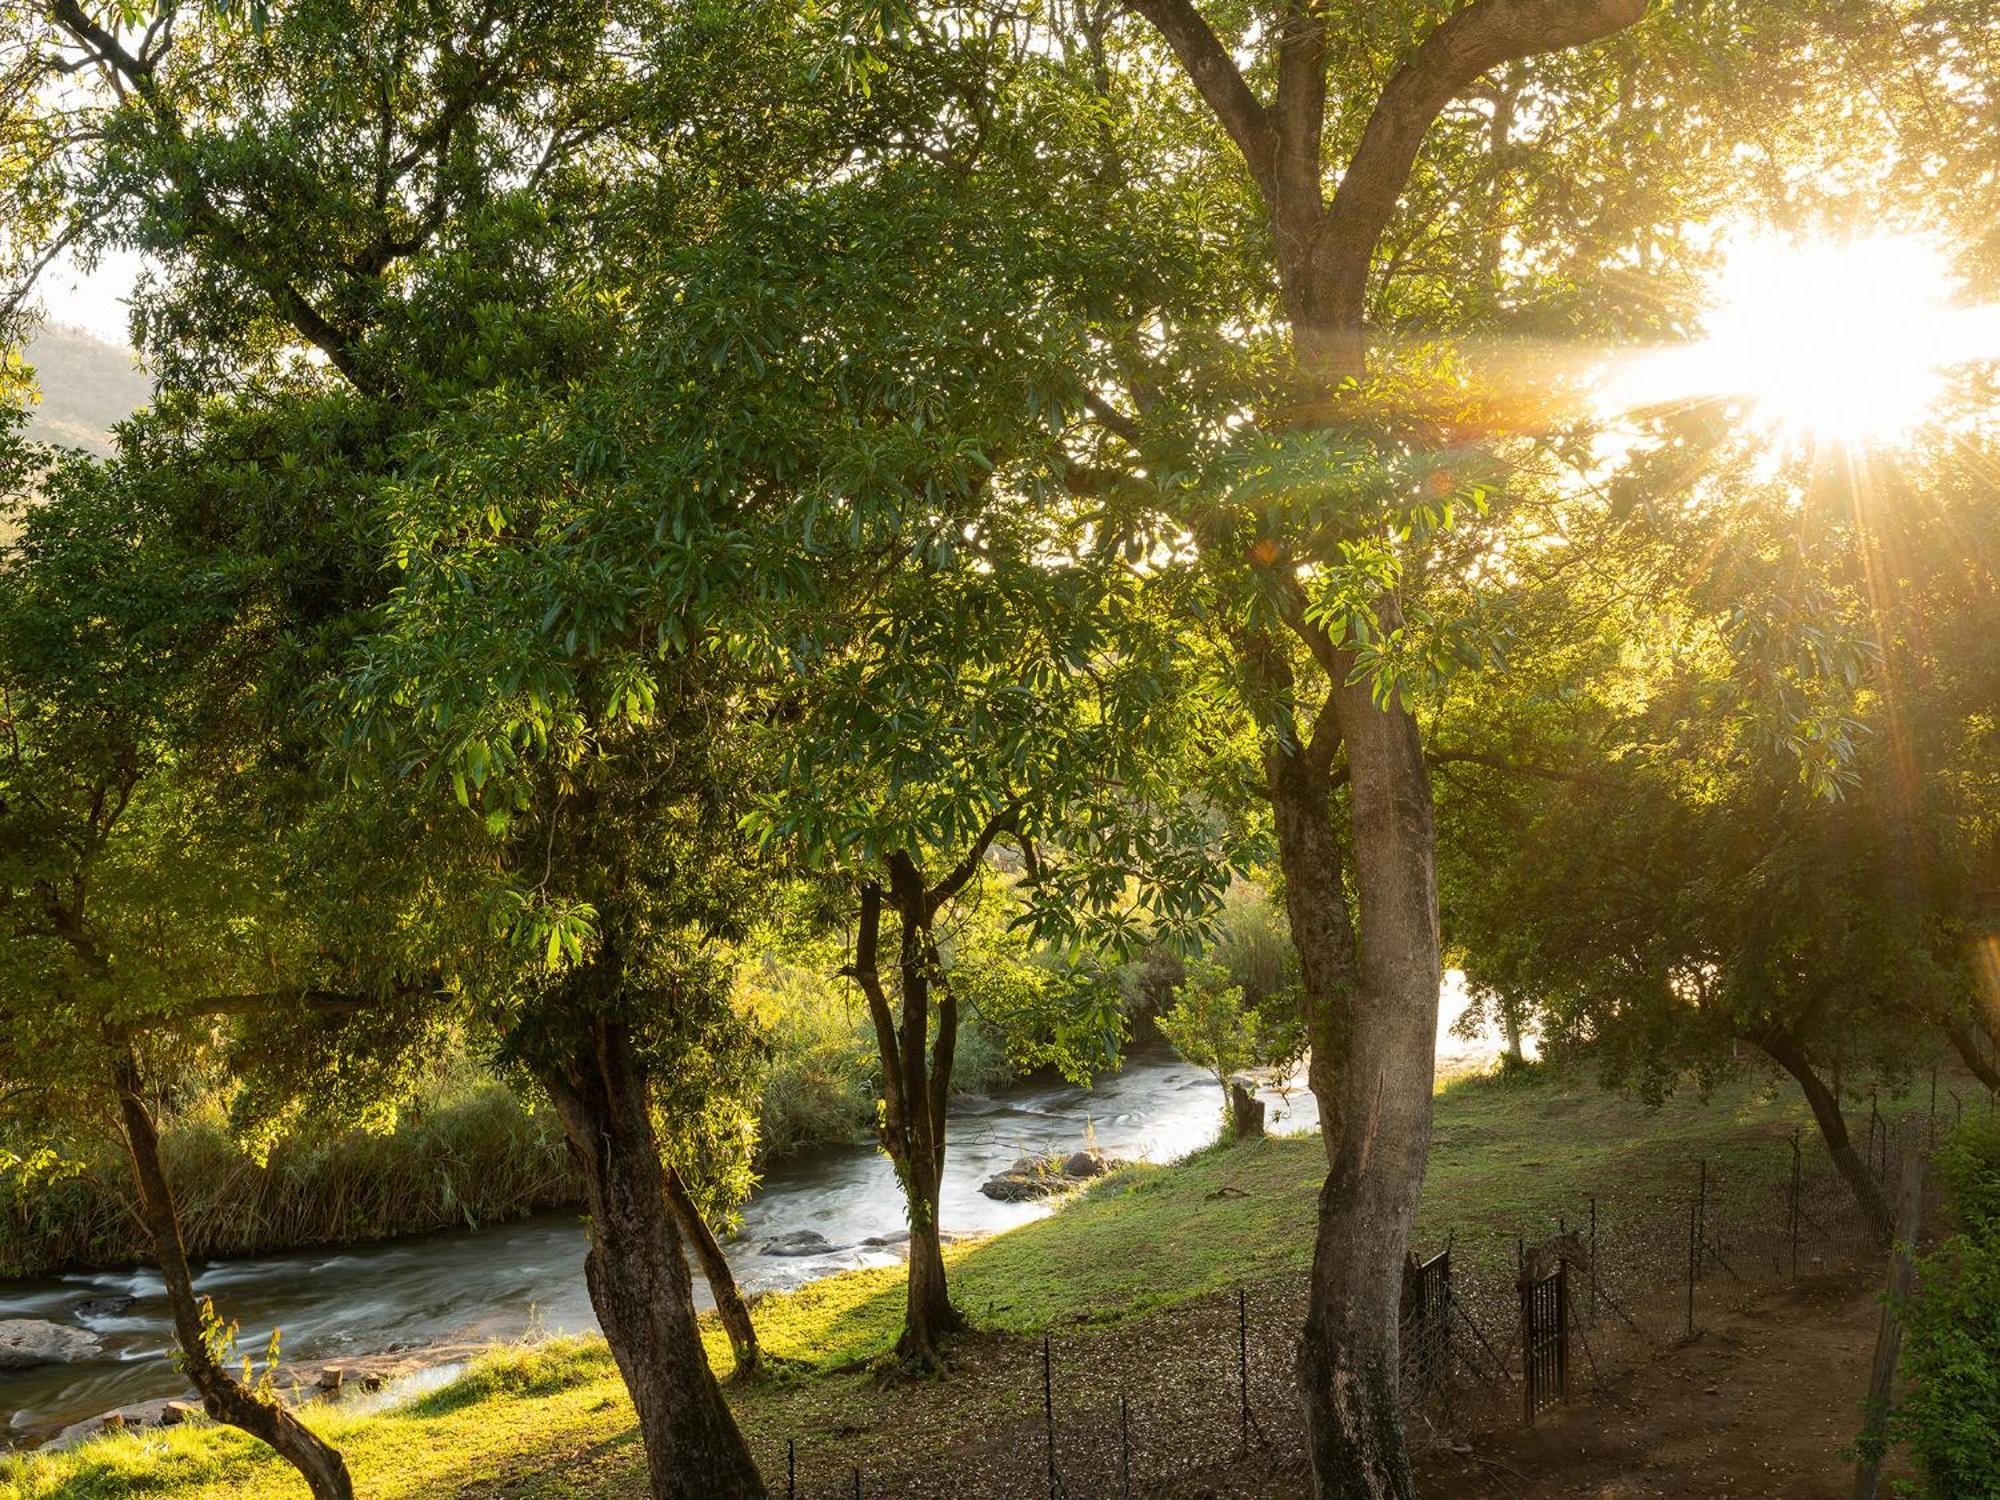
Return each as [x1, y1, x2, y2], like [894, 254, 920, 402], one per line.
[1410, 1269, 1896, 1499]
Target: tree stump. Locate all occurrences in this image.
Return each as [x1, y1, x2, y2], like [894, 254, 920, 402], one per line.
[1229, 1081, 1266, 1140]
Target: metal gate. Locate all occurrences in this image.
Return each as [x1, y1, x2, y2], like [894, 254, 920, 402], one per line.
[1521, 1260, 1569, 1424]
[1398, 1247, 1452, 1405]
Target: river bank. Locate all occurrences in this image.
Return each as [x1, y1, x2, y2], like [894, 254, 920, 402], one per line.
[0, 1066, 1877, 1499]
[0, 1052, 1318, 1446]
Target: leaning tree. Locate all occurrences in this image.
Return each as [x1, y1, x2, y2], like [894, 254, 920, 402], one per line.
[0, 410, 387, 1500]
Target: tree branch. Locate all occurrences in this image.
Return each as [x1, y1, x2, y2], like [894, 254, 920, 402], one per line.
[1424, 746, 1620, 789]
[926, 800, 1023, 915]
[1271, 3, 1329, 224]
[1318, 0, 1648, 317]
[841, 882, 904, 1128]
[1126, 0, 1276, 196]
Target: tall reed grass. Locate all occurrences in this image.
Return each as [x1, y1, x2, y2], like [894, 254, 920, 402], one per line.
[0, 1080, 579, 1278]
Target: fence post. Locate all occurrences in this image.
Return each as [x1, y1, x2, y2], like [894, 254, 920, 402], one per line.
[1588, 1194, 1599, 1322]
[1520, 1261, 1534, 1425]
[1684, 1197, 1697, 1339]
[1852, 1150, 1927, 1500]
[1237, 1286, 1253, 1449]
[1789, 1129, 1802, 1280]
[1119, 1394, 1131, 1500]
[1043, 1335, 1060, 1499]
[1695, 1160, 1707, 1284]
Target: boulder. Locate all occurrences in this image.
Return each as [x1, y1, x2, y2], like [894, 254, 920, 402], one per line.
[860, 1230, 911, 1248]
[71, 1295, 136, 1321]
[983, 1149, 1128, 1202]
[980, 1156, 1067, 1202]
[0, 1319, 100, 1371]
[760, 1229, 839, 1257]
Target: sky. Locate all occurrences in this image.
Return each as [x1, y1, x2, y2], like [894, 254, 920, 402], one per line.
[36, 247, 143, 348]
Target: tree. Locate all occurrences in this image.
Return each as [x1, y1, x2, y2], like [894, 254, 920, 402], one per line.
[1025, 5, 1654, 1490]
[1438, 343, 2000, 1245]
[1, 7, 958, 1491]
[757, 498, 1234, 1368]
[0, 424, 364, 1499]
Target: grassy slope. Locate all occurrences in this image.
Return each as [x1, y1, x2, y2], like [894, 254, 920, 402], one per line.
[17, 325, 150, 456]
[0, 1066, 1916, 1500]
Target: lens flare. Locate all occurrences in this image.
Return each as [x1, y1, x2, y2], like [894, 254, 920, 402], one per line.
[1701, 234, 1955, 445]
[1597, 229, 2000, 449]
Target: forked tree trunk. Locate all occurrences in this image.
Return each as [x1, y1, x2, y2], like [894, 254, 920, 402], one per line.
[843, 822, 1013, 1371]
[1268, 668, 1441, 1500]
[1753, 1024, 1894, 1244]
[880, 868, 964, 1369]
[111, 1050, 355, 1500]
[1115, 6, 1651, 1493]
[541, 1020, 765, 1500]
[663, 1166, 760, 1377]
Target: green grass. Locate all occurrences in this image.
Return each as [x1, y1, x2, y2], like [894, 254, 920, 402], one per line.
[0, 1064, 1924, 1500]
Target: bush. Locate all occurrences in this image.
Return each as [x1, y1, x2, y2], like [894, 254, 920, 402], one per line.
[1893, 1115, 2000, 1497]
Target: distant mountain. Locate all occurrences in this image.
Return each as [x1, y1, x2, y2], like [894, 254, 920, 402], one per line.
[17, 323, 152, 455]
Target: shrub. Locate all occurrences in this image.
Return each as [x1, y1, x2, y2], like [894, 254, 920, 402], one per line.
[1893, 1115, 2000, 1497]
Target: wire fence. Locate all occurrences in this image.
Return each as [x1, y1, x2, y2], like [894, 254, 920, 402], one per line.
[764, 1087, 1986, 1499]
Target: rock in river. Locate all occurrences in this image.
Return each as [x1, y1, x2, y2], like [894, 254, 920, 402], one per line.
[981, 1150, 1125, 1202]
[760, 1229, 840, 1257]
[71, 1295, 137, 1321]
[0, 1319, 101, 1370]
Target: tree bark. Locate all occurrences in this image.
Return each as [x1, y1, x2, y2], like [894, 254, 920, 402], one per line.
[1941, 1014, 2000, 1094]
[663, 1165, 760, 1378]
[1280, 667, 1440, 1500]
[843, 813, 1015, 1369]
[541, 1020, 765, 1500]
[1500, 1000, 1528, 1070]
[1753, 1023, 1894, 1245]
[1229, 1080, 1268, 1139]
[111, 1050, 356, 1500]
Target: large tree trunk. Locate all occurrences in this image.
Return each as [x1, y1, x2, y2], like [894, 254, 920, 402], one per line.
[111, 1050, 355, 1500]
[1754, 1024, 1894, 1245]
[541, 1020, 765, 1500]
[663, 1166, 760, 1378]
[1270, 666, 1441, 1500]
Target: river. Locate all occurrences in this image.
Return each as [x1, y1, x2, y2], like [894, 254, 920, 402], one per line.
[0, 980, 1507, 1445]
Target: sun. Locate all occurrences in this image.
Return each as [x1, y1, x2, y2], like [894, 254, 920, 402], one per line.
[1598, 229, 1998, 450]
[1697, 232, 1959, 446]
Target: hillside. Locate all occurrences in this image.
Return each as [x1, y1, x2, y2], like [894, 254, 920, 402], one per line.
[16, 323, 151, 456]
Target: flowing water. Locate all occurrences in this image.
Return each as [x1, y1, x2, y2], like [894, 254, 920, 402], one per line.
[0, 980, 1506, 1445]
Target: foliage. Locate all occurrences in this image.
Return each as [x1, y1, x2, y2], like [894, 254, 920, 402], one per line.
[1893, 1117, 2000, 1497]
[1157, 958, 1302, 1115]
[0, 1069, 576, 1278]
